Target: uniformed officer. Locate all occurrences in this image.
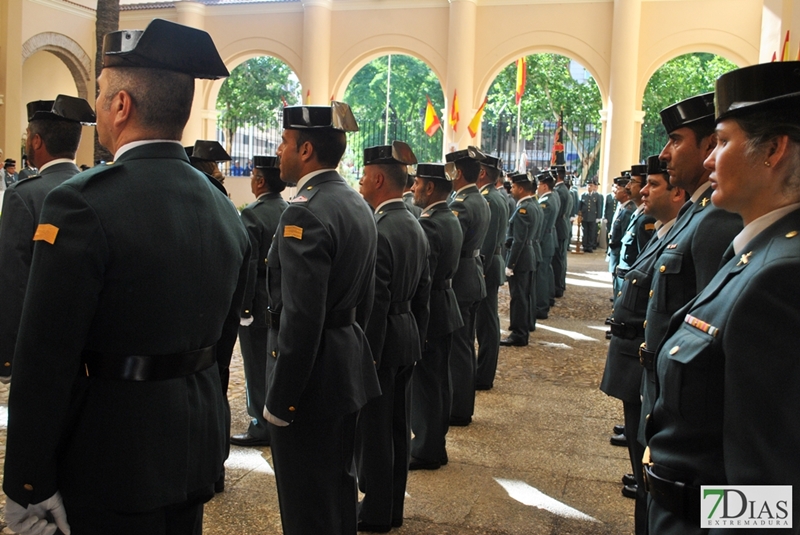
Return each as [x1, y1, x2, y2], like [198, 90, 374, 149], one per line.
[264, 101, 379, 535]
[475, 155, 509, 389]
[186, 139, 230, 185]
[2, 159, 19, 187]
[355, 142, 430, 532]
[645, 60, 800, 535]
[550, 164, 573, 298]
[617, 164, 656, 274]
[402, 168, 422, 217]
[639, 93, 743, 446]
[607, 175, 634, 299]
[600, 155, 686, 534]
[3, 19, 249, 535]
[579, 179, 602, 251]
[409, 163, 463, 471]
[446, 147, 490, 427]
[499, 172, 537, 347]
[0, 95, 95, 384]
[230, 156, 288, 448]
[534, 171, 560, 320]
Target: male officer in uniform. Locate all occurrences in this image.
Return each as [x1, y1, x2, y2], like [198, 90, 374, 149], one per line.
[617, 164, 656, 277]
[639, 94, 743, 449]
[607, 175, 634, 299]
[600, 155, 687, 534]
[579, 179, 602, 251]
[355, 142, 430, 532]
[3, 159, 19, 187]
[231, 156, 288, 448]
[550, 164, 572, 298]
[3, 19, 249, 535]
[534, 171, 560, 320]
[500, 172, 537, 347]
[402, 171, 422, 217]
[446, 147, 490, 427]
[265, 102, 379, 535]
[0, 95, 95, 384]
[475, 155, 509, 389]
[409, 163, 463, 471]
[186, 139, 231, 186]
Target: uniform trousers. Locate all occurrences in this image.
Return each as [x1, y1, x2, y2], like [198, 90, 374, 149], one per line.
[410, 334, 452, 462]
[581, 220, 598, 251]
[476, 279, 501, 388]
[624, 399, 646, 535]
[508, 271, 532, 342]
[270, 411, 359, 535]
[552, 239, 568, 296]
[449, 302, 479, 421]
[355, 365, 413, 526]
[237, 322, 271, 440]
[535, 255, 555, 316]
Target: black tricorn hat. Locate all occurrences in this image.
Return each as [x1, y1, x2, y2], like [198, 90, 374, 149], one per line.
[535, 170, 555, 185]
[646, 155, 668, 175]
[416, 163, 451, 181]
[253, 155, 279, 169]
[4, 159, 16, 168]
[282, 101, 358, 132]
[509, 171, 531, 184]
[613, 175, 630, 186]
[27, 95, 96, 125]
[102, 19, 229, 79]
[445, 145, 486, 163]
[630, 164, 647, 177]
[715, 61, 800, 122]
[481, 155, 503, 170]
[189, 140, 231, 162]
[550, 164, 566, 177]
[363, 141, 417, 166]
[659, 92, 715, 134]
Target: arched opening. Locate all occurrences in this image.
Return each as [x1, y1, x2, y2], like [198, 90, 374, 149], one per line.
[639, 53, 738, 160]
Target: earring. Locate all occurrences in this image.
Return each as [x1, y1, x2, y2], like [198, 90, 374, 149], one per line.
[765, 161, 771, 167]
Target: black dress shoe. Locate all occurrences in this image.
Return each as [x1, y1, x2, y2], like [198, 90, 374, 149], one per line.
[230, 432, 271, 447]
[555, 290, 564, 298]
[499, 337, 528, 347]
[535, 312, 548, 320]
[408, 456, 441, 471]
[449, 416, 471, 427]
[622, 473, 636, 486]
[613, 424, 625, 435]
[391, 518, 403, 528]
[475, 383, 492, 391]
[621, 484, 638, 499]
[357, 521, 391, 533]
[610, 433, 627, 447]
[215, 469, 225, 493]
[440, 452, 448, 466]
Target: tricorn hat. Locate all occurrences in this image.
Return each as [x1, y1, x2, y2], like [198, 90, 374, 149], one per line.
[363, 141, 417, 166]
[282, 101, 358, 132]
[629, 164, 647, 177]
[481, 155, 503, 170]
[535, 170, 555, 185]
[509, 171, 531, 184]
[715, 61, 800, 122]
[253, 155, 279, 169]
[416, 163, 451, 181]
[188, 140, 231, 162]
[445, 146, 486, 163]
[102, 19, 229, 79]
[27, 95, 96, 125]
[646, 155, 668, 176]
[613, 175, 630, 186]
[659, 93, 715, 134]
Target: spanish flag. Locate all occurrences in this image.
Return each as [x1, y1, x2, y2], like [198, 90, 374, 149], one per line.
[449, 90, 460, 131]
[424, 95, 442, 137]
[782, 30, 791, 61]
[468, 97, 488, 138]
[305, 89, 311, 104]
[515, 57, 527, 106]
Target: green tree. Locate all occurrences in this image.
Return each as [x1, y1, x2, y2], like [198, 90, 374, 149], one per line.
[640, 53, 737, 159]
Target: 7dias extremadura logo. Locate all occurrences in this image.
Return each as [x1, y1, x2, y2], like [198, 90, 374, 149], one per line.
[701, 486, 792, 529]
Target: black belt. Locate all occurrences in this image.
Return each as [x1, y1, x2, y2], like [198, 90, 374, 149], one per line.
[460, 249, 480, 259]
[644, 464, 700, 523]
[639, 345, 656, 370]
[608, 321, 644, 340]
[388, 301, 411, 315]
[432, 279, 452, 291]
[615, 267, 629, 278]
[82, 345, 216, 381]
[268, 308, 356, 330]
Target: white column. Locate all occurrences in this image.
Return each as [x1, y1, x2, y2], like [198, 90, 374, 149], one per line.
[445, 0, 477, 153]
[302, 0, 332, 105]
[176, 1, 208, 145]
[0, 0, 23, 159]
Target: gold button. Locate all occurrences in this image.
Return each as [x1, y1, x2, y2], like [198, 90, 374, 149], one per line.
[659, 265, 666, 273]
[271, 350, 277, 358]
[787, 231, 798, 238]
[288, 406, 296, 412]
[617, 291, 622, 297]
[643, 320, 647, 328]
[645, 413, 650, 422]
[669, 345, 680, 355]
[632, 279, 637, 285]
[306, 186, 312, 190]
[3, 362, 9, 367]
[244, 309, 250, 314]
[23, 484, 33, 491]
[649, 290, 654, 298]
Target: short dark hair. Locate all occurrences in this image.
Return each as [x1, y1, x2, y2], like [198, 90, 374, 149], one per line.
[103, 67, 194, 139]
[455, 158, 481, 183]
[28, 119, 82, 159]
[686, 119, 716, 147]
[420, 176, 452, 197]
[482, 164, 500, 183]
[376, 163, 407, 190]
[262, 169, 287, 193]
[295, 128, 346, 168]
[518, 180, 533, 192]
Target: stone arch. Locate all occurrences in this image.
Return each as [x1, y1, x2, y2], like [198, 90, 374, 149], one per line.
[22, 32, 92, 100]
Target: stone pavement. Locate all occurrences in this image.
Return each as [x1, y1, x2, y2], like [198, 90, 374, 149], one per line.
[0, 249, 636, 535]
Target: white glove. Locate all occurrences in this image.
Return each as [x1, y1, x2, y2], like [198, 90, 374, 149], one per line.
[263, 406, 290, 427]
[6, 492, 71, 535]
[0, 374, 10, 384]
[505, 267, 514, 278]
[239, 316, 254, 327]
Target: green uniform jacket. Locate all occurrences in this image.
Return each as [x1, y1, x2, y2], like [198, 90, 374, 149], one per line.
[538, 191, 560, 259]
[448, 184, 490, 305]
[265, 171, 380, 423]
[479, 184, 509, 287]
[553, 181, 572, 241]
[3, 143, 250, 511]
[504, 197, 536, 273]
[0, 162, 80, 376]
[619, 208, 656, 271]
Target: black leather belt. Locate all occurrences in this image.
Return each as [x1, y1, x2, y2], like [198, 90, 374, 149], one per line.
[615, 267, 629, 278]
[432, 279, 452, 291]
[82, 345, 216, 381]
[639, 345, 656, 370]
[644, 464, 700, 523]
[268, 308, 356, 330]
[608, 321, 644, 340]
[460, 249, 480, 259]
[388, 301, 411, 315]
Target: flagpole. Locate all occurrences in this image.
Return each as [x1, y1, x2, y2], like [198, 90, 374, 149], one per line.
[384, 54, 392, 144]
[515, 101, 521, 172]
